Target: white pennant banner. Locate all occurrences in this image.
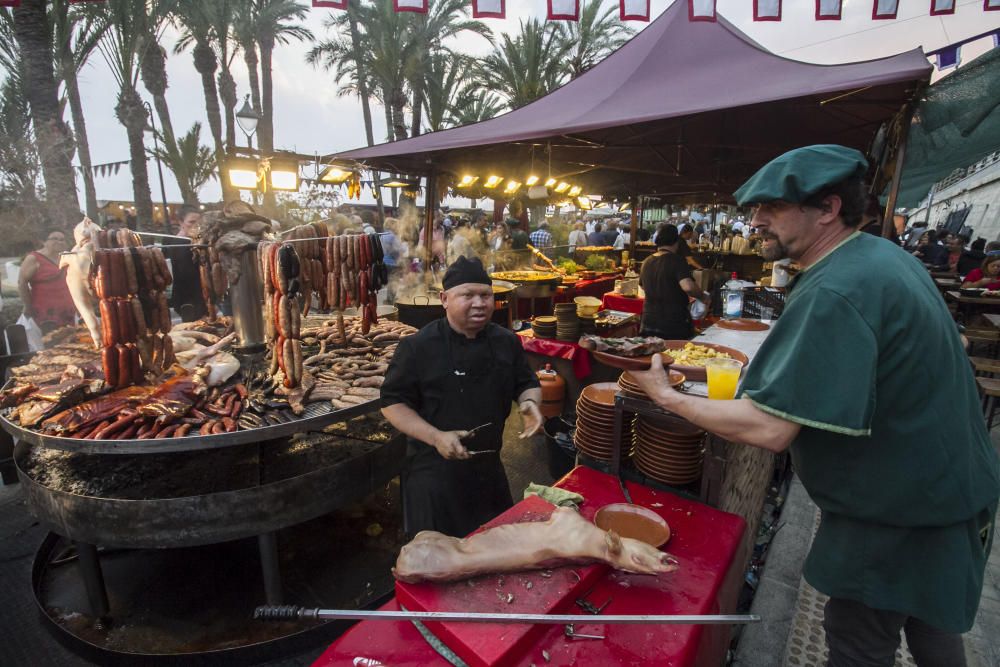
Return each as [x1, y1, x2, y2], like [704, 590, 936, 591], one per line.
[988, 0, 1000, 11]
[689, 0, 716, 21]
[472, 0, 504, 18]
[872, 0, 899, 19]
[620, 0, 650, 21]
[547, 0, 579, 20]
[931, 0, 955, 14]
[394, 0, 427, 12]
[816, 0, 841, 19]
[754, 0, 781, 21]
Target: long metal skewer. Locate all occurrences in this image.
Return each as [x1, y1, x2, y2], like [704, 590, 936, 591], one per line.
[254, 605, 759, 625]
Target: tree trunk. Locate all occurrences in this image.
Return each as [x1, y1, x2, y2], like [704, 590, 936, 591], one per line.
[218, 67, 238, 154]
[410, 84, 424, 138]
[62, 57, 97, 220]
[193, 41, 233, 202]
[383, 99, 399, 210]
[116, 87, 154, 230]
[13, 0, 80, 230]
[390, 84, 408, 142]
[244, 44, 262, 122]
[140, 40, 196, 204]
[348, 12, 383, 224]
[258, 35, 277, 215]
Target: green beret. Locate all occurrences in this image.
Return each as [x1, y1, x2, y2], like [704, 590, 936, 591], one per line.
[734, 145, 868, 205]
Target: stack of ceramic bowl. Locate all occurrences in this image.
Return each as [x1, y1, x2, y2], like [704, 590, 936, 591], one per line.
[617, 370, 687, 398]
[633, 414, 705, 486]
[554, 303, 581, 341]
[573, 382, 634, 462]
[531, 315, 557, 339]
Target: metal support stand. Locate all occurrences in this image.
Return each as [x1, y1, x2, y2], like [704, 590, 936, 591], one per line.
[258, 532, 283, 605]
[75, 541, 110, 619]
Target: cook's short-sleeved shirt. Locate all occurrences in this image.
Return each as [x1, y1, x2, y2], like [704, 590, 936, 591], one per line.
[740, 232, 1000, 632]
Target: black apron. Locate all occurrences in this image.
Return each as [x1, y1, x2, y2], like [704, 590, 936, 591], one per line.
[401, 322, 516, 538]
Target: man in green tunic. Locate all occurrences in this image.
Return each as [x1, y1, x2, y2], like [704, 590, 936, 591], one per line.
[632, 145, 1000, 666]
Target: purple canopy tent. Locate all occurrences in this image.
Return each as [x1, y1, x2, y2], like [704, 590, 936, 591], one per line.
[330, 0, 931, 202]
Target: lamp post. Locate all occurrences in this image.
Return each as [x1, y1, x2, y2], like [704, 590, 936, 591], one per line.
[235, 95, 261, 150]
[143, 101, 170, 229]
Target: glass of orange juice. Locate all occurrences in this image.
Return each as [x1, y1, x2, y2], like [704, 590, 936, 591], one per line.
[705, 358, 743, 400]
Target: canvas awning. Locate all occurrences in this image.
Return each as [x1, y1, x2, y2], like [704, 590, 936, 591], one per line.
[331, 0, 932, 202]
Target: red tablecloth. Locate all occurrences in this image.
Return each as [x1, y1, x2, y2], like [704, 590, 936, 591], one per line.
[312, 466, 747, 667]
[602, 292, 645, 315]
[517, 330, 592, 379]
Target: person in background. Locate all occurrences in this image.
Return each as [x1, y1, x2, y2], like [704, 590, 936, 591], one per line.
[508, 219, 528, 250]
[613, 219, 631, 249]
[381, 218, 402, 300]
[639, 225, 710, 340]
[586, 222, 605, 246]
[961, 255, 1000, 290]
[600, 220, 620, 246]
[447, 221, 477, 265]
[946, 233, 966, 273]
[632, 144, 999, 667]
[380, 257, 543, 537]
[676, 224, 704, 270]
[529, 220, 553, 249]
[957, 238, 987, 277]
[585, 217, 598, 235]
[568, 222, 587, 250]
[162, 205, 207, 322]
[18, 229, 75, 332]
[912, 229, 950, 270]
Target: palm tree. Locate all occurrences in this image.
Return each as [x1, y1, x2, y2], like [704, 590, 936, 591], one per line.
[252, 0, 311, 159]
[95, 0, 163, 228]
[233, 1, 263, 120]
[11, 0, 80, 230]
[51, 1, 107, 220]
[552, 0, 633, 79]
[148, 122, 216, 202]
[405, 0, 491, 137]
[449, 84, 503, 126]
[420, 51, 465, 133]
[173, 0, 233, 201]
[478, 19, 570, 110]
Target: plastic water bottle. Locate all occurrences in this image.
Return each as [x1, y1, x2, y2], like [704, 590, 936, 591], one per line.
[722, 272, 743, 319]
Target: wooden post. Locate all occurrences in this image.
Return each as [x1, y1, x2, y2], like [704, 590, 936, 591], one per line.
[628, 196, 639, 261]
[882, 102, 917, 239]
[423, 171, 438, 281]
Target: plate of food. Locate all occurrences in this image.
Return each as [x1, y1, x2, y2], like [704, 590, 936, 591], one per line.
[579, 335, 674, 371]
[715, 318, 770, 332]
[662, 341, 749, 382]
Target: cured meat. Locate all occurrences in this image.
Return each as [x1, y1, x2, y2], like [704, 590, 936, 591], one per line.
[42, 385, 152, 434]
[577, 335, 669, 357]
[137, 366, 206, 421]
[392, 506, 678, 584]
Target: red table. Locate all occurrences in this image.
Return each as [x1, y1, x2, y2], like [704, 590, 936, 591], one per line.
[517, 330, 592, 379]
[312, 466, 747, 667]
[602, 292, 644, 315]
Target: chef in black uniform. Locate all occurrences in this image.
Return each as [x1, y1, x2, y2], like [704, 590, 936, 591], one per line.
[380, 256, 543, 537]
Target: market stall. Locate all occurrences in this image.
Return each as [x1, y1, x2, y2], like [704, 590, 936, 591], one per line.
[0, 215, 415, 656]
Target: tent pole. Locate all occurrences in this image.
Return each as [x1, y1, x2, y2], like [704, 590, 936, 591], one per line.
[629, 195, 639, 263]
[881, 102, 917, 239]
[424, 170, 438, 282]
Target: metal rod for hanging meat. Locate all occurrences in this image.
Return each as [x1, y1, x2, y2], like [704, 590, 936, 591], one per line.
[254, 605, 759, 625]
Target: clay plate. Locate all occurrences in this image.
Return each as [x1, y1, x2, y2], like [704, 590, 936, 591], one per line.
[715, 318, 770, 332]
[594, 503, 671, 547]
[579, 382, 624, 407]
[592, 349, 676, 372]
[660, 341, 750, 383]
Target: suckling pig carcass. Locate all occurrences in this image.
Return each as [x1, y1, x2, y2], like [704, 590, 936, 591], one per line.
[59, 217, 102, 347]
[393, 506, 679, 584]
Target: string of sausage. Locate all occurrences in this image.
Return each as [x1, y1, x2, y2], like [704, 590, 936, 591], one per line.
[93, 240, 174, 388]
[260, 241, 304, 388]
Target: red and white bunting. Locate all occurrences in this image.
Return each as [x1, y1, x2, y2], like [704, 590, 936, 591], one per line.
[872, 0, 899, 19]
[688, 0, 716, 22]
[988, 0, 1000, 10]
[547, 0, 579, 20]
[815, 0, 841, 19]
[753, 0, 781, 21]
[620, 0, 650, 22]
[394, 0, 427, 13]
[312, 0, 348, 7]
[930, 0, 955, 15]
[472, 0, 505, 19]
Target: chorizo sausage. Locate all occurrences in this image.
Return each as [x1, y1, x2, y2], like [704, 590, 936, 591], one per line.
[101, 345, 118, 385]
[151, 247, 172, 286]
[129, 344, 142, 384]
[96, 230, 108, 250]
[288, 294, 301, 338]
[130, 296, 147, 338]
[161, 333, 175, 367]
[283, 338, 295, 387]
[99, 299, 118, 347]
[174, 423, 193, 437]
[117, 344, 131, 387]
[116, 298, 134, 342]
[109, 249, 127, 297]
[292, 339, 303, 386]
[121, 248, 138, 295]
[136, 247, 156, 290]
[157, 291, 171, 333]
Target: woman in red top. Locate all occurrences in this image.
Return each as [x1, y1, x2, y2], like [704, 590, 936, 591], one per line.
[17, 230, 76, 331]
[961, 255, 1000, 290]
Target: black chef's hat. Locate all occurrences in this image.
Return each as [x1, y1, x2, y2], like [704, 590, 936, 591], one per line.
[443, 256, 492, 291]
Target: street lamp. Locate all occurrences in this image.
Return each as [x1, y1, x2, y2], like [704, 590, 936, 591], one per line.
[143, 101, 170, 228]
[235, 95, 260, 150]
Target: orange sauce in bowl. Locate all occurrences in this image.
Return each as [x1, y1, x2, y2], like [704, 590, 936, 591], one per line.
[594, 504, 671, 547]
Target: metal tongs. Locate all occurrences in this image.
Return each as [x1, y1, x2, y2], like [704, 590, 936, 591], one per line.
[462, 422, 497, 456]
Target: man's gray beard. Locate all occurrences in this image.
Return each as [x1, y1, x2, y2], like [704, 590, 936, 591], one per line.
[760, 237, 788, 261]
